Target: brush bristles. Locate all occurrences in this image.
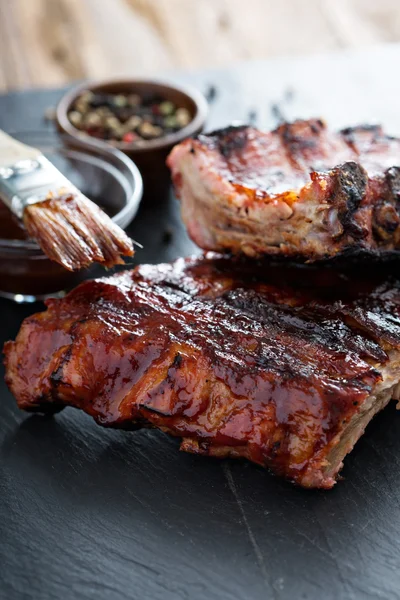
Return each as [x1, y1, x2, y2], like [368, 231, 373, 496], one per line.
[23, 194, 134, 271]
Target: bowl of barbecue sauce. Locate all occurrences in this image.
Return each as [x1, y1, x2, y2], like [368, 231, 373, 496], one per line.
[0, 132, 142, 302]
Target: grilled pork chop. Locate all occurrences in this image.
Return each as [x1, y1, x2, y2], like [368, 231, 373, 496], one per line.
[4, 255, 400, 488]
[167, 119, 400, 261]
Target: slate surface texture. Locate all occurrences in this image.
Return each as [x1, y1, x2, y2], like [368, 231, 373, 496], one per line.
[2, 47, 400, 600]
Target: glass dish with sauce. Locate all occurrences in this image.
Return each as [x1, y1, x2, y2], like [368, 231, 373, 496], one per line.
[0, 132, 142, 302]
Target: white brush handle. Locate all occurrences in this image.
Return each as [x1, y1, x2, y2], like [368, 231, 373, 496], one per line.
[0, 130, 41, 168]
[0, 131, 76, 219]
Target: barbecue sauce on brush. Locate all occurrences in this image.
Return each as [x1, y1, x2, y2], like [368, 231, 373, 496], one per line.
[0, 196, 112, 240]
[0, 197, 115, 298]
[0, 200, 87, 297]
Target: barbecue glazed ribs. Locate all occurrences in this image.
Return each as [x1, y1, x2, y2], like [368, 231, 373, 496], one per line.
[5, 255, 400, 488]
[167, 119, 400, 261]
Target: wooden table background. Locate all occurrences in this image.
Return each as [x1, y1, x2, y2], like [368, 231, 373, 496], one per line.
[1, 0, 400, 93]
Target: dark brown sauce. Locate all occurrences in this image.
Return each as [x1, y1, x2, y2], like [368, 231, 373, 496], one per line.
[0, 197, 113, 241]
[0, 196, 114, 297]
[0, 204, 27, 240]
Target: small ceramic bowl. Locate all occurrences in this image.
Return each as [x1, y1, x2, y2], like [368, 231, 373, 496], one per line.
[0, 131, 143, 303]
[56, 79, 208, 199]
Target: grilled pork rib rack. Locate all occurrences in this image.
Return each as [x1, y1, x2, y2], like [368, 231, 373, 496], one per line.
[5, 255, 400, 488]
[167, 119, 400, 261]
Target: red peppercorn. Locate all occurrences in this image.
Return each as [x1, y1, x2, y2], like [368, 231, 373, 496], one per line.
[122, 132, 137, 143]
[87, 127, 102, 138]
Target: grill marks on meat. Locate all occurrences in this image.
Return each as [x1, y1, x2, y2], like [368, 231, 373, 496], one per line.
[167, 119, 400, 260]
[4, 255, 400, 488]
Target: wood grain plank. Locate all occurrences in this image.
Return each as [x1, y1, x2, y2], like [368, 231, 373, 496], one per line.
[11, 0, 102, 86]
[0, 0, 33, 90]
[83, 0, 174, 77]
[124, 0, 400, 66]
[1, 0, 400, 92]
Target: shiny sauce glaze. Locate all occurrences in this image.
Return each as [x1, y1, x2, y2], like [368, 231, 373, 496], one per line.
[196, 120, 400, 200]
[187, 121, 400, 254]
[4, 254, 400, 487]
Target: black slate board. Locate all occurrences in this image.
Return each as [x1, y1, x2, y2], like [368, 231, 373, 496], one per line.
[2, 46, 400, 600]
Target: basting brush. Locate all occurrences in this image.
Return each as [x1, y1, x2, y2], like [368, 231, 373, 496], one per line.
[0, 130, 134, 271]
